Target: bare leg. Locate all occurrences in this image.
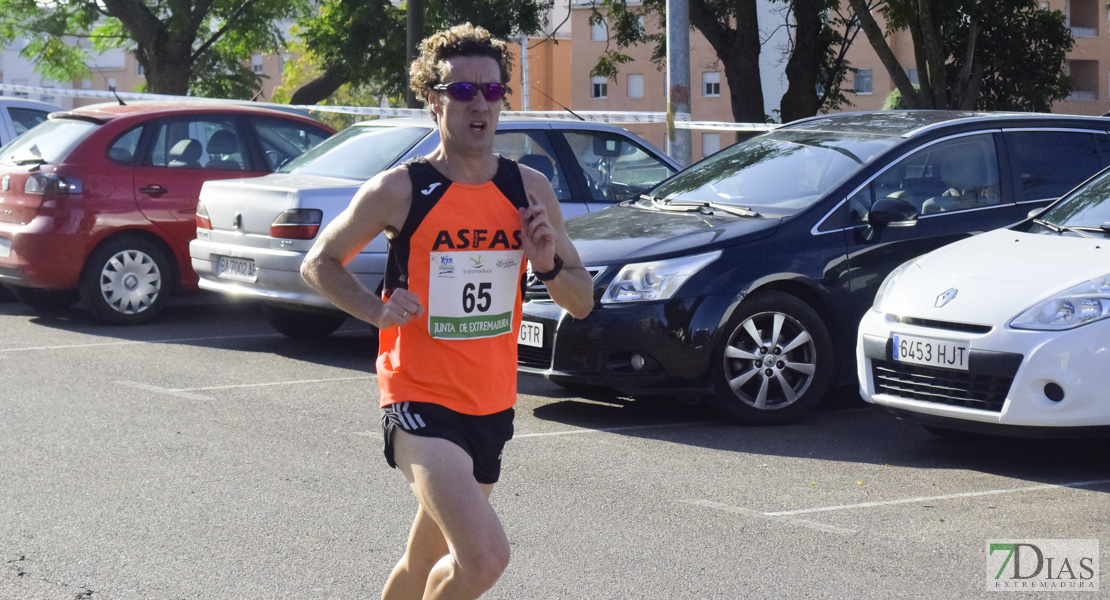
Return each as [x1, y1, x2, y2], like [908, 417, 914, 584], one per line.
[382, 430, 508, 600]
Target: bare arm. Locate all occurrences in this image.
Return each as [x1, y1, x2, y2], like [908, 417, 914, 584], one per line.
[300, 167, 425, 329]
[517, 167, 594, 319]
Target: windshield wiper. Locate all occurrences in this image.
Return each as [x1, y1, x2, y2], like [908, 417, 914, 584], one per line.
[665, 200, 761, 218]
[1034, 218, 1096, 239]
[642, 195, 760, 217]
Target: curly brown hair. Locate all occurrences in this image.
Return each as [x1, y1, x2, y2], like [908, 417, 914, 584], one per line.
[409, 23, 513, 103]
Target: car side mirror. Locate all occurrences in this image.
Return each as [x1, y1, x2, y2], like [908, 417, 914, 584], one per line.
[867, 197, 919, 229]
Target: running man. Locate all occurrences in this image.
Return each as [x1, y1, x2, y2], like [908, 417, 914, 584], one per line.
[300, 23, 594, 600]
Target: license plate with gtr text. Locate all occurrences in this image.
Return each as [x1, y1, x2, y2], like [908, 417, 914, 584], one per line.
[518, 320, 543, 348]
[217, 256, 257, 282]
[892, 333, 969, 370]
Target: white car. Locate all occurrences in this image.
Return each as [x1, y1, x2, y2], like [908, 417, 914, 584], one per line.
[0, 98, 58, 146]
[189, 117, 679, 338]
[857, 167, 1110, 437]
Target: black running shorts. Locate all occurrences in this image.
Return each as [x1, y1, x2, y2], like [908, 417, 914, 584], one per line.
[380, 401, 515, 484]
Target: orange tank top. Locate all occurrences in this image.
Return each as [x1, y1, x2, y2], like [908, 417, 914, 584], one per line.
[376, 156, 529, 415]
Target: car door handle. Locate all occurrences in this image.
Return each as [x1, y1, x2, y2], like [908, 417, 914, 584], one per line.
[139, 185, 167, 196]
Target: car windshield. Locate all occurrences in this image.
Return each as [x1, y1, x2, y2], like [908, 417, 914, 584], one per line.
[1036, 168, 1110, 233]
[277, 123, 430, 179]
[649, 130, 899, 215]
[0, 118, 98, 166]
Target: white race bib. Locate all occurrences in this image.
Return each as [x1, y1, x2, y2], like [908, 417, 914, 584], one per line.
[428, 249, 523, 340]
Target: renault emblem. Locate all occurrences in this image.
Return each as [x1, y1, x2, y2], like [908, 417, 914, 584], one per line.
[232, 212, 242, 229]
[935, 288, 958, 308]
[1, 175, 8, 192]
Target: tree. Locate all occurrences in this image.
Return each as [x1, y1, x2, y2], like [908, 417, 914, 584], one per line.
[848, 0, 1073, 111]
[0, 0, 309, 98]
[288, 0, 551, 106]
[587, 0, 859, 123]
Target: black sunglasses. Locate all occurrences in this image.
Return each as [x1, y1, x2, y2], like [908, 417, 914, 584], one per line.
[433, 82, 508, 102]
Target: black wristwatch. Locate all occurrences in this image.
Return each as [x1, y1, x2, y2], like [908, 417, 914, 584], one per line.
[533, 254, 564, 281]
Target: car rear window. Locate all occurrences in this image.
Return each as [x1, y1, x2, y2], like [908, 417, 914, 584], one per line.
[0, 118, 98, 166]
[278, 124, 430, 179]
[650, 130, 899, 215]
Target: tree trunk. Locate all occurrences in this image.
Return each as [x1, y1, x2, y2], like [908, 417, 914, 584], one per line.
[289, 64, 352, 105]
[138, 46, 193, 96]
[780, 0, 825, 122]
[691, 0, 765, 123]
[847, 0, 922, 107]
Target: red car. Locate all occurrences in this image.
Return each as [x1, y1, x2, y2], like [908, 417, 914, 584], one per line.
[0, 101, 334, 324]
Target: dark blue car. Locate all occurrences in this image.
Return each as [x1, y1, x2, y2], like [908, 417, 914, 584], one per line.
[519, 110, 1110, 424]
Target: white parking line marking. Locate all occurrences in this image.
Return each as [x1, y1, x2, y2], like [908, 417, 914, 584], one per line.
[0, 333, 282, 353]
[117, 375, 375, 399]
[117, 381, 215, 401]
[763, 478, 1110, 517]
[678, 499, 858, 535]
[514, 421, 714, 438]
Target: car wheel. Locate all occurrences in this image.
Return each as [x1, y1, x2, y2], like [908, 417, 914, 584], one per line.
[708, 291, 833, 425]
[79, 236, 172, 325]
[261, 303, 346, 339]
[4, 284, 80, 312]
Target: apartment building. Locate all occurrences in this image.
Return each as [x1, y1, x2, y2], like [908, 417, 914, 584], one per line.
[843, 0, 1110, 115]
[560, 0, 1110, 163]
[557, 1, 792, 162]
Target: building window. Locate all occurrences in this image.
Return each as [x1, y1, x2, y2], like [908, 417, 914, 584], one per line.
[136, 61, 145, 76]
[1068, 60, 1098, 100]
[703, 72, 721, 97]
[280, 53, 291, 72]
[106, 77, 117, 91]
[702, 133, 721, 157]
[591, 19, 607, 41]
[251, 54, 264, 73]
[1068, 0, 1098, 37]
[853, 69, 873, 95]
[627, 74, 644, 99]
[907, 68, 919, 86]
[591, 76, 608, 99]
[11, 79, 28, 97]
[81, 79, 92, 89]
[40, 86, 55, 103]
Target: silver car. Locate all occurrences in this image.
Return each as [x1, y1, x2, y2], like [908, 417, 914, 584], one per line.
[189, 117, 679, 338]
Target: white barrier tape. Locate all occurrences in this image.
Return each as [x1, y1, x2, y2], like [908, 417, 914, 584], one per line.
[0, 83, 775, 131]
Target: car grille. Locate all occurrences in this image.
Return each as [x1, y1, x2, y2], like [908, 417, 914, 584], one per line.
[894, 316, 992, 334]
[518, 344, 552, 369]
[523, 265, 606, 302]
[871, 359, 1017, 413]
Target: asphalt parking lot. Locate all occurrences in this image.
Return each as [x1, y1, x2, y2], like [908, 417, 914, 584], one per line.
[1, 292, 1107, 599]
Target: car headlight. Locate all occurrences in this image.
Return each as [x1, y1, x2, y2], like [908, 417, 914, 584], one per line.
[872, 258, 918, 313]
[601, 250, 721, 304]
[1010, 275, 1110, 330]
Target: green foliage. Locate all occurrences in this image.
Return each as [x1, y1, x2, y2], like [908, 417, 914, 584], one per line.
[950, 0, 1073, 111]
[873, 0, 1073, 110]
[882, 85, 919, 110]
[289, 0, 550, 105]
[0, 0, 310, 97]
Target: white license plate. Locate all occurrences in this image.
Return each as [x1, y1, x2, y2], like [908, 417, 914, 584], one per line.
[518, 320, 543, 348]
[892, 333, 969, 370]
[0, 238, 9, 258]
[217, 256, 257, 282]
